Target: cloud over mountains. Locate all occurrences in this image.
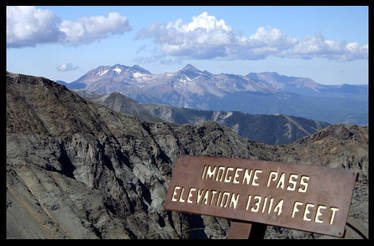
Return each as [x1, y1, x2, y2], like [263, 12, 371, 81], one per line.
[7, 7, 367, 62]
[137, 11, 368, 61]
[6, 6, 131, 48]
[291, 33, 368, 61]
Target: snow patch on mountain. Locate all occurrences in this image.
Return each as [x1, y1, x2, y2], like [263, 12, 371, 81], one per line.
[179, 75, 192, 83]
[97, 69, 109, 76]
[212, 111, 221, 121]
[222, 111, 233, 120]
[133, 72, 145, 78]
[113, 67, 121, 74]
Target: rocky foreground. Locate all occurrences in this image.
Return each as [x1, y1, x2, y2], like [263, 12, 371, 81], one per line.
[6, 72, 368, 239]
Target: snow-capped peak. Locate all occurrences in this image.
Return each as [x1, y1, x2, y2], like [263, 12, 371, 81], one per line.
[112, 67, 122, 74]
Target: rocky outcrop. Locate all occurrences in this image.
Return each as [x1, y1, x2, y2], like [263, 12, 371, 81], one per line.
[264, 123, 369, 239]
[6, 72, 368, 239]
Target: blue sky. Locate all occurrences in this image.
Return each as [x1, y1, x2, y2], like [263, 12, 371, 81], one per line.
[6, 6, 368, 85]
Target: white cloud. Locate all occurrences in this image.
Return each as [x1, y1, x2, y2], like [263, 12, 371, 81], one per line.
[6, 6, 62, 48]
[291, 33, 368, 61]
[231, 26, 298, 60]
[137, 13, 298, 60]
[248, 26, 298, 50]
[59, 12, 131, 45]
[137, 12, 234, 59]
[7, 6, 131, 48]
[137, 12, 367, 62]
[177, 11, 232, 33]
[57, 63, 79, 72]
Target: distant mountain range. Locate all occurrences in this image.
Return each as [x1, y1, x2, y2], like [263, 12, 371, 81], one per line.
[59, 64, 368, 125]
[80, 91, 330, 145]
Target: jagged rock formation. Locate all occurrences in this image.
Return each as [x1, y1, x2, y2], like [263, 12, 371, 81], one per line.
[6, 72, 368, 239]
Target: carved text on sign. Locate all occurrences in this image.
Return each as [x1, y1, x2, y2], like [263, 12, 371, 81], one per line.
[164, 156, 357, 237]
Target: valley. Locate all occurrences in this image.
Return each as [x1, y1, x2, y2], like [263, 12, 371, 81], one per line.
[79, 91, 330, 145]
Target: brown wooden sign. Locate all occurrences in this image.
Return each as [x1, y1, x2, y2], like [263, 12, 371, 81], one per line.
[164, 155, 357, 238]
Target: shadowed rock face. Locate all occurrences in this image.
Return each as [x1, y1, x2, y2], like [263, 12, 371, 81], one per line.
[6, 72, 368, 239]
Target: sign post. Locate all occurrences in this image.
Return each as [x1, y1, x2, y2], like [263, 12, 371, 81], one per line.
[164, 155, 357, 239]
[227, 221, 267, 239]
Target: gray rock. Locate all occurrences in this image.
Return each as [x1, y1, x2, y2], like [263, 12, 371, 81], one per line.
[6, 72, 368, 239]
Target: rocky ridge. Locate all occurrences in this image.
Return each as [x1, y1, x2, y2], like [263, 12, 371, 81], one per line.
[6, 72, 368, 239]
[83, 91, 330, 145]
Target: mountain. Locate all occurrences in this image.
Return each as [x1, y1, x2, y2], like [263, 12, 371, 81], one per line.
[143, 104, 331, 145]
[82, 91, 330, 145]
[87, 92, 162, 123]
[55, 80, 69, 86]
[60, 64, 368, 125]
[67, 64, 273, 105]
[246, 72, 323, 94]
[7, 72, 368, 239]
[176, 64, 209, 79]
[247, 72, 368, 100]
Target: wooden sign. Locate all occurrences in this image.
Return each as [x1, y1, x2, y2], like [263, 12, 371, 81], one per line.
[164, 156, 357, 238]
